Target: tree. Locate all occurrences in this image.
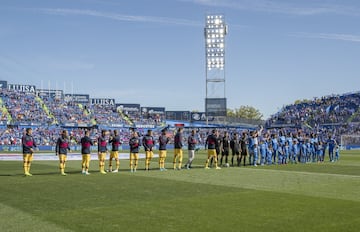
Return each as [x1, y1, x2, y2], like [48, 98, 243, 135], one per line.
[294, 99, 310, 105]
[227, 105, 263, 120]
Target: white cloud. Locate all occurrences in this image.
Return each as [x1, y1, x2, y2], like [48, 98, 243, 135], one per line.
[183, 0, 360, 16]
[34, 8, 202, 27]
[290, 32, 360, 43]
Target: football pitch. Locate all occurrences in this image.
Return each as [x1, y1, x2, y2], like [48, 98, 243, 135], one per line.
[1, 150, 359, 232]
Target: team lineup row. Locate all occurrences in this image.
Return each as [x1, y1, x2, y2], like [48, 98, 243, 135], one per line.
[21, 126, 340, 176]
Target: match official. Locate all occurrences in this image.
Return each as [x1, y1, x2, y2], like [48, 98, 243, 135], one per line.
[185, 129, 197, 169]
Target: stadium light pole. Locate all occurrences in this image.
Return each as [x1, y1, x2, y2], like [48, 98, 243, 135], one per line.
[204, 14, 228, 124]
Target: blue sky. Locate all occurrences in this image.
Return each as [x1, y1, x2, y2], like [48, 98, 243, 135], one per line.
[1, 0, 360, 119]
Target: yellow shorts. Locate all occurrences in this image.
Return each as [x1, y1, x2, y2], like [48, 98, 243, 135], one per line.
[207, 149, 217, 157]
[23, 153, 33, 162]
[159, 150, 167, 158]
[145, 151, 153, 159]
[130, 153, 139, 160]
[174, 148, 183, 157]
[59, 154, 67, 161]
[82, 154, 91, 163]
[98, 152, 106, 160]
[110, 151, 119, 159]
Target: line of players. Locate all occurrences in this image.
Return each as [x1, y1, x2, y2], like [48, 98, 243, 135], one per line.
[21, 127, 340, 176]
[237, 126, 340, 167]
[22, 127, 191, 176]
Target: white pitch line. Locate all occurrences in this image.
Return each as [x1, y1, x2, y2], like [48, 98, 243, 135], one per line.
[242, 167, 360, 179]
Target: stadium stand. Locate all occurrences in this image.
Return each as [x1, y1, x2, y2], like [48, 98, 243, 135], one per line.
[267, 92, 360, 128]
[1, 89, 53, 125]
[1, 79, 360, 149]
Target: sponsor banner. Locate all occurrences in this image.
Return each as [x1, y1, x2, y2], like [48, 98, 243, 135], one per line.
[111, 124, 123, 127]
[134, 124, 155, 129]
[165, 111, 190, 121]
[0, 146, 22, 152]
[77, 123, 90, 128]
[0, 80, 7, 89]
[8, 84, 36, 93]
[205, 98, 227, 117]
[61, 123, 91, 128]
[190, 112, 214, 121]
[14, 122, 42, 127]
[116, 104, 140, 113]
[37, 89, 63, 99]
[91, 98, 115, 106]
[63, 123, 76, 127]
[141, 107, 165, 115]
[64, 94, 90, 103]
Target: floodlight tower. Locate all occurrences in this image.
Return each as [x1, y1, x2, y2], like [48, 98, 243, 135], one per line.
[204, 14, 228, 120]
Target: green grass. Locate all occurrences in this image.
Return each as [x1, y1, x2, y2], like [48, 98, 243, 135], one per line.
[1, 150, 360, 232]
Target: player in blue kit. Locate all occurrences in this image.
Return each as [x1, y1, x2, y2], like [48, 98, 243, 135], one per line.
[271, 134, 278, 164]
[259, 139, 267, 165]
[327, 135, 337, 162]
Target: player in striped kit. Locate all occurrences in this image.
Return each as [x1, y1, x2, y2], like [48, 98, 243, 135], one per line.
[158, 129, 170, 171]
[108, 130, 121, 173]
[55, 130, 71, 176]
[22, 128, 37, 176]
[173, 127, 184, 170]
[142, 130, 155, 171]
[205, 129, 221, 169]
[81, 130, 93, 175]
[129, 131, 140, 172]
[98, 130, 108, 174]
